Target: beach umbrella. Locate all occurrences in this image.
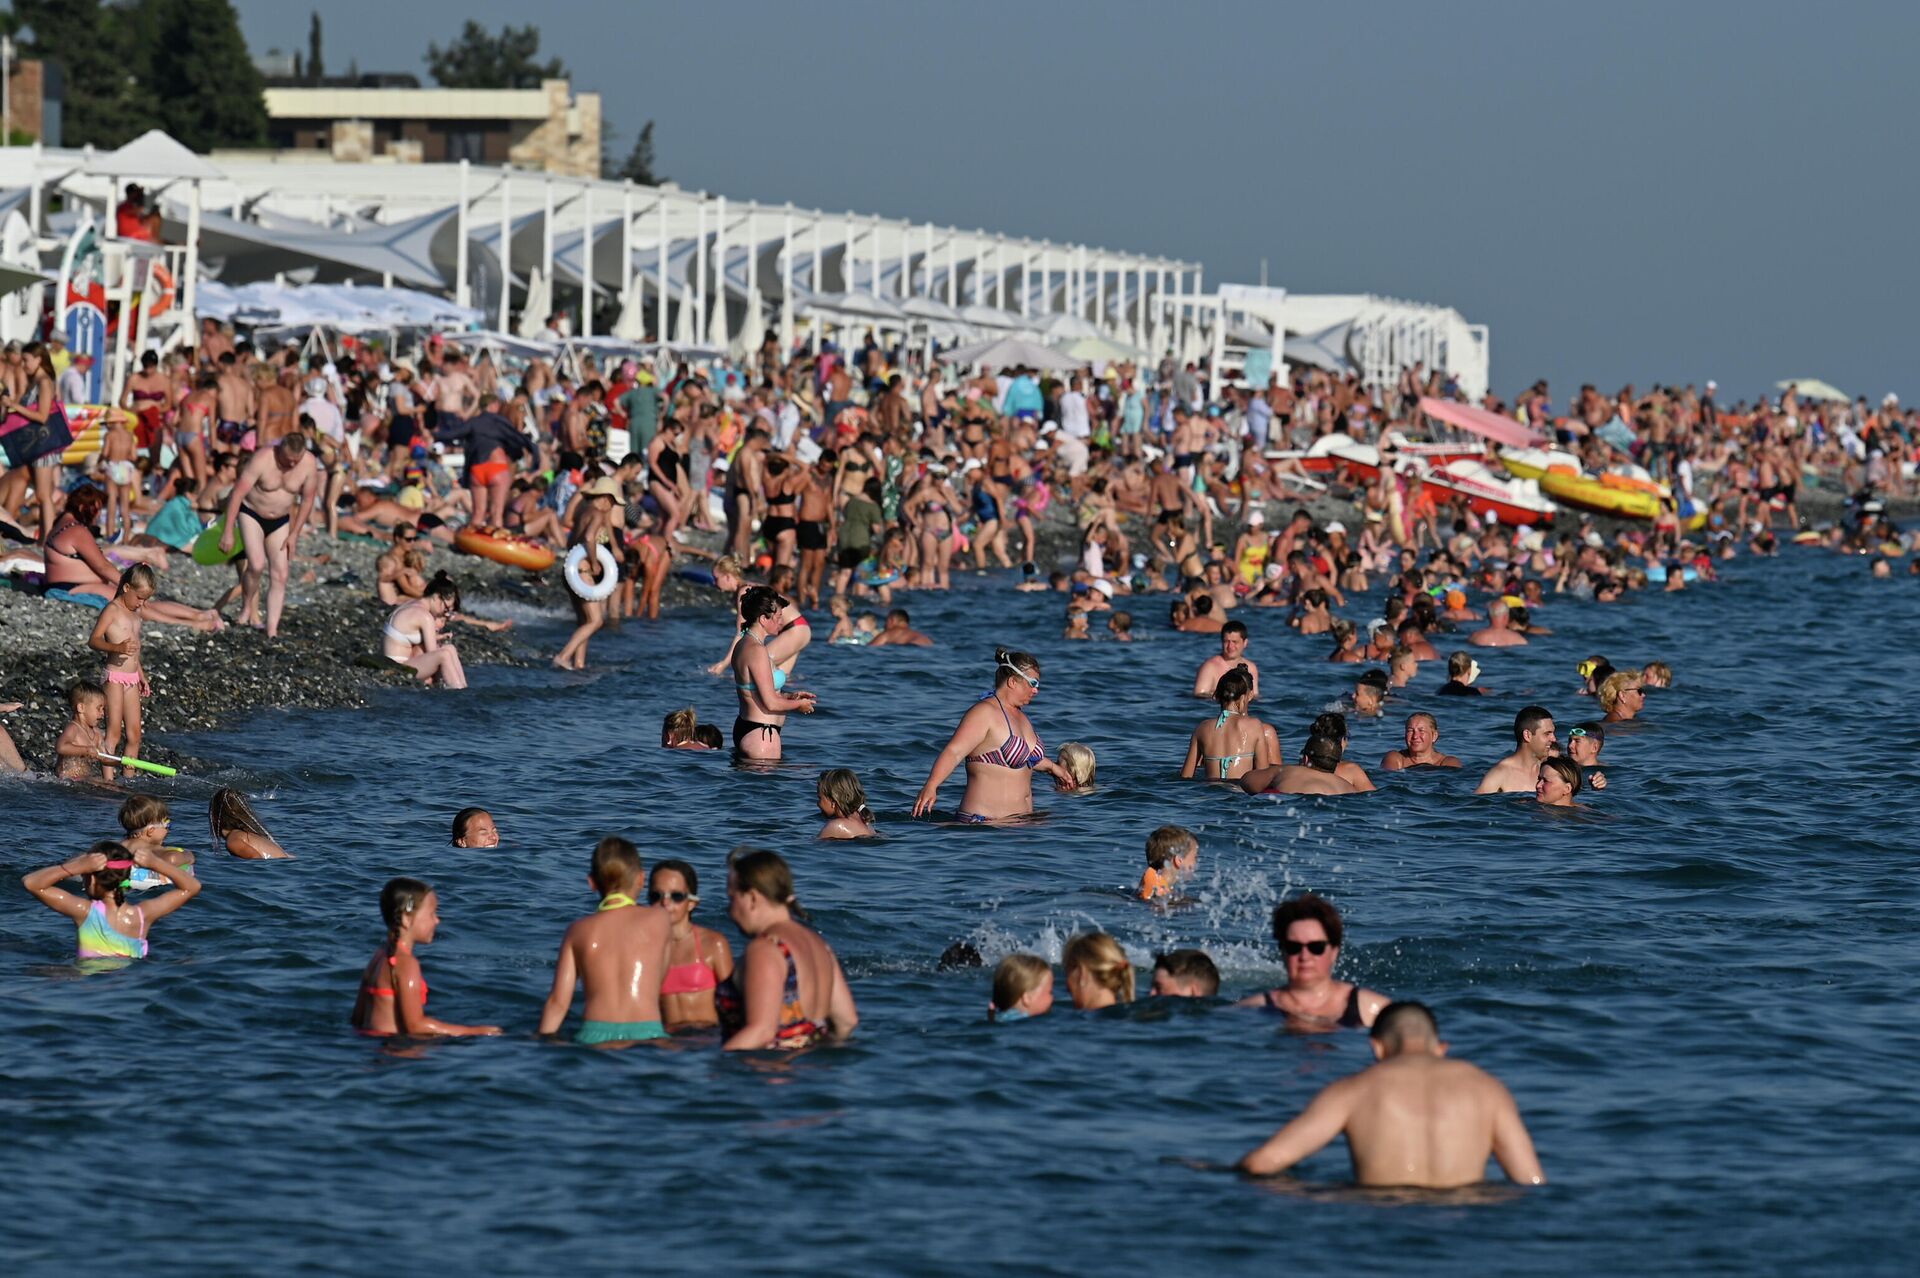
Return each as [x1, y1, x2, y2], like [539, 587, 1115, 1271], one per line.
[1056, 334, 1149, 365]
[1774, 378, 1849, 403]
[937, 336, 1081, 371]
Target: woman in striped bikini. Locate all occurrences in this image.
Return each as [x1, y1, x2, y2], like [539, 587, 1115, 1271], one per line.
[911, 648, 1079, 823]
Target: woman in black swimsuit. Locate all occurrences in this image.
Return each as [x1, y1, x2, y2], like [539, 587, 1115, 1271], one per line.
[647, 417, 693, 541]
[760, 455, 800, 568]
[1235, 892, 1390, 1030]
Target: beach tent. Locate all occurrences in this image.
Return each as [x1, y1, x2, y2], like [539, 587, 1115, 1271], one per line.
[1775, 378, 1849, 403]
[1055, 334, 1149, 365]
[937, 336, 1081, 372]
[1418, 396, 1543, 449]
[1284, 319, 1356, 374]
[162, 204, 452, 291]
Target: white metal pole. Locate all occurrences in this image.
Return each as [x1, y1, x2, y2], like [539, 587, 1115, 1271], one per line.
[541, 179, 555, 331]
[1094, 253, 1104, 330]
[780, 205, 794, 356]
[455, 159, 471, 310]
[581, 182, 595, 339]
[182, 180, 202, 332]
[745, 207, 761, 353]
[869, 217, 881, 301]
[621, 180, 633, 334]
[28, 141, 42, 235]
[655, 191, 668, 342]
[710, 194, 728, 350]
[694, 195, 706, 342]
[1040, 244, 1053, 315]
[946, 232, 957, 309]
[497, 167, 513, 332]
[810, 215, 823, 355]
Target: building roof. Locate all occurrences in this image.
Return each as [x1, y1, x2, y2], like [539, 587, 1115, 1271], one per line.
[264, 86, 557, 122]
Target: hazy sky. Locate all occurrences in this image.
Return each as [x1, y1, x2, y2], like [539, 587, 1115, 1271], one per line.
[233, 1, 1918, 405]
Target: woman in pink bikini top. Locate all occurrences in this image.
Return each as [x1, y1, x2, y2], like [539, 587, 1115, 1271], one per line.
[648, 859, 735, 1032]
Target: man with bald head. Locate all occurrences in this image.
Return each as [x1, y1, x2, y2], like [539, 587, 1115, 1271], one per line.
[1237, 1002, 1545, 1187]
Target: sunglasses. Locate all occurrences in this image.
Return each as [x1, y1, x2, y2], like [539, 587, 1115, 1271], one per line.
[648, 890, 692, 905]
[1279, 939, 1332, 957]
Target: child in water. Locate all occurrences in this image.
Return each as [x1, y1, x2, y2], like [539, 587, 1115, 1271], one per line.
[20, 839, 201, 963]
[210, 788, 292, 858]
[89, 564, 157, 767]
[350, 877, 500, 1037]
[537, 836, 673, 1045]
[1063, 611, 1091, 640]
[118, 794, 195, 888]
[1056, 742, 1096, 791]
[817, 768, 877, 839]
[1107, 611, 1133, 642]
[989, 954, 1054, 1022]
[54, 680, 110, 782]
[1139, 824, 1199, 902]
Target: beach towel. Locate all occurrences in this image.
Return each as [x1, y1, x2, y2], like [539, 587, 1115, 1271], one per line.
[46, 588, 109, 609]
[145, 497, 203, 552]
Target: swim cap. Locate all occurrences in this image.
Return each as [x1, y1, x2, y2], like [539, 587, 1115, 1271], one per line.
[1445, 589, 1467, 609]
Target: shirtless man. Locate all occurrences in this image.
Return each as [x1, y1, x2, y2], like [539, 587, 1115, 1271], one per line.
[1475, 705, 1556, 794]
[214, 352, 255, 453]
[1239, 734, 1356, 796]
[220, 435, 321, 638]
[536, 837, 672, 1046]
[435, 351, 480, 430]
[1469, 598, 1528, 647]
[254, 365, 296, 447]
[1237, 1001, 1545, 1188]
[1193, 620, 1259, 698]
[1382, 711, 1462, 770]
[866, 607, 934, 647]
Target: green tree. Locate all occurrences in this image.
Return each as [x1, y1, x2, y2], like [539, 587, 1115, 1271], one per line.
[146, 0, 267, 150]
[11, 0, 144, 147]
[612, 120, 664, 185]
[306, 10, 324, 83]
[425, 21, 566, 89]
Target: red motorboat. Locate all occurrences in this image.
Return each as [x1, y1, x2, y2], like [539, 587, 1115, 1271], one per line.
[1419, 459, 1557, 526]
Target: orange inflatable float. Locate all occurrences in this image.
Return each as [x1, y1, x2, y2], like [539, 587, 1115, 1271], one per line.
[454, 526, 555, 571]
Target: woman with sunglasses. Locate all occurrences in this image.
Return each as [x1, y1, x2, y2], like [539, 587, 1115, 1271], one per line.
[1238, 893, 1389, 1030]
[648, 859, 734, 1032]
[912, 647, 1078, 823]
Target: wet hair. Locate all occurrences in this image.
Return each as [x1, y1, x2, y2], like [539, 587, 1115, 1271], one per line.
[1508, 604, 1531, 629]
[65, 485, 107, 527]
[1056, 742, 1096, 786]
[739, 585, 784, 625]
[1407, 711, 1439, 732]
[1271, 892, 1344, 948]
[425, 571, 461, 611]
[1193, 595, 1214, 616]
[887, 608, 911, 625]
[1110, 611, 1132, 633]
[1214, 666, 1253, 707]
[68, 678, 105, 710]
[118, 793, 170, 834]
[729, 847, 806, 921]
[1302, 733, 1343, 772]
[992, 647, 1040, 689]
[82, 839, 135, 907]
[1642, 660, 1673, 686]
[380, 877, 434, 939]
[938, 941, 984, 971]
[1597, 670, 1641, 712]
[449, 806, 491, 845]
[118, 563, 158, 597]
[693, 724, 723, 749]
[1371, 1000, 1438, 1048]
[817, 768, 872, 821]
[662, 707, 698, 746]
[1153, 948, 1221, 996]
[1146, 824, 1197, 870]
[1310, 711, 1349, 743]
[1539, 755, 1583, 795]
[636, 860, 701, 911]
[1222, 619, 1248, 639]
[1301, 587, 1328, 608]
[590, 835, 643, 894]
[1513, 705, 1552, 744]
[1357, 669, 1389, 692]
[1447, 650, 1474, 678]
[209, 788, 269, 842]
[1062, 932, 1135, 1003]
[992, 953, 1052, 1012]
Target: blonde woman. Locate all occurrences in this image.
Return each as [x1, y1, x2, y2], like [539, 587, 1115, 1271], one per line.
[1063, 932, 1135, 1010]
[1598, 670, 1646, 724]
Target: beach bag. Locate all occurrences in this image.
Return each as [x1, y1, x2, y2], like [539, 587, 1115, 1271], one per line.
[0, 403, 73, 468]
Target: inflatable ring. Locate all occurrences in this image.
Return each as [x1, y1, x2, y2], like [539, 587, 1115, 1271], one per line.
[455, 526, 556, 572]
[565, 543, 619, 600]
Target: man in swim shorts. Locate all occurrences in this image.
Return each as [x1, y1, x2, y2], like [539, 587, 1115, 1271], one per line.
[1237, 1001, 1545, 1187]
[219, 434, 321, 639]
[1193, 620, 1259, 698]
[1382, 712, 1461, 770]
[1475, 705, 1556, 794]
[537, 836, 671, 1046]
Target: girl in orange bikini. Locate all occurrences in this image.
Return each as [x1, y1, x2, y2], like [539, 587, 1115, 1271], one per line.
[351, 878, 501, 1038]
[648, 859, 735, 1032]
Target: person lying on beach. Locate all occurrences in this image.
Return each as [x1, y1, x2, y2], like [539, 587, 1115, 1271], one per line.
[0, 703, 25, 773]
[538, 836, 672, 1046]
[351, 877, 501, 1037]
[1237, 1001, 1545, 1188]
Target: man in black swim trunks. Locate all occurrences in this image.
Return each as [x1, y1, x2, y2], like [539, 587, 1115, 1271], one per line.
[219, 434, 320, 638]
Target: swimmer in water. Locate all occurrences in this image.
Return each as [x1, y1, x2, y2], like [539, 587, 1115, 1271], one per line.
[1238, 893, 1389, 1029]
[22, 840, 201, 962]
[1139, 824, 1199, 901]
[1437, 651, 1486, 696]
[350, 878, 501, 1037]
[1182, 667, 1280, 781]
[537, 836, 672, 1045]
[719, 849, 858, 1050]
[649, 859, 735, 1032]
[1311, 711, 1376, 792]
[1534, 756, 1582, 808]
[1239, 733, 1358, 796]
[1599, 670, 1646, 724]
[1382, 712, 1462, 770]
[1565, 722, 1608, 790]
[989, 954, 1055, 1023]
[1349, 669, 1388, 718]
[1236, 1001, 1545, 1187]
[210, 788, 291, 858]
[116, 795, 194, 883]
[1150, 949, 1221, 997]
[1193, 620, 1259, 699]
[1475, 706, 1557, 794]
[867, 607, 934, 647]
[661, 707, 717, 749]
[1641, 661, 1673, 689]
[53, 680, 109, 782]
[817, 768, 877, 839]
[1468, 598, 1528, 647]
[449, 806, 499, 848]
[1063, 932, 1135, 1009]
[912, 648, 1077, 822]
[732, 585, 820, 760]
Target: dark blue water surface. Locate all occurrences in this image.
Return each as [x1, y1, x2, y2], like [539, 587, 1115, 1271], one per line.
[4, 549, 1918, 1276]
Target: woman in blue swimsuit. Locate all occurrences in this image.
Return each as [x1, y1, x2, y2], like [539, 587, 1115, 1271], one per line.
[1180, 666, 1280, 782]
[911, 648, 1077, 822]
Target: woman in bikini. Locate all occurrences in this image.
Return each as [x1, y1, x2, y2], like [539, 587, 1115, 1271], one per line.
[1235, 892, 1390, 1030]
[911, 648, 1078, 823]
[903, 471, 961, 590]
[730, 586, 818, 760]
[351, 877, 500, 1037]
[381, 571, 467, 689]
[1181, 666, 1280, 782]
[719, 849, 856, 1051]
[759, 454, 802, 569]
[42, 486, 217, 626]
[4, 343, 70, 538]
[648, 859, 735, 1032]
